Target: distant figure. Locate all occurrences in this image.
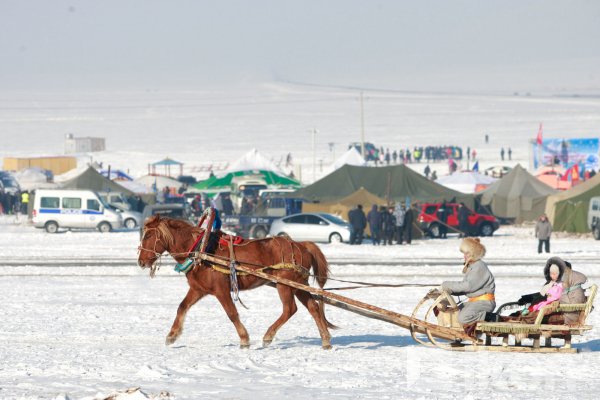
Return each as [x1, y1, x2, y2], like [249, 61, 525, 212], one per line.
[393, 203, 405, 244]
[403, 204, 413, 244]
[437, 201, 448, 238]
[485, 134, 489, 144]
[348, 204, 367, 245]
[367, 205, 381, 245]
[535, 214, 552, 254]
[431, 170, 438, 181]
[221, 194, 234, 216]
[209, 170, 216, 178]
[500, 147, 505, 161]
[385, 149, 391, 165]
[471, 149, 477, 160]
[508, 147, 512, 160]
[467, 146, 471, 161]
[424, 164, 431, 179]
[392, 150, 398, 164]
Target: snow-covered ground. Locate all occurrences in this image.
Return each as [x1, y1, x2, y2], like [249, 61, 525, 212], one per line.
[2, 84, 600, 399]
[2, 83, 600, 183]
[1, 217, 599, 400]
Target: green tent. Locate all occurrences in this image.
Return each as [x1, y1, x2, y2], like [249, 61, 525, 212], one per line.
[545, 173, 600, 232]
[477, 164, 557, 223]
[291, 164, 472, 205]
[193, 170, 301, 191]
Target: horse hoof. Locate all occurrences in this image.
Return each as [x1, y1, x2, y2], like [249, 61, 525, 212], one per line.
[165, 336, 177, 346]
[263, 339, 273, 347]
[240, 344, 250, 349]
[322, 344, 332, 350]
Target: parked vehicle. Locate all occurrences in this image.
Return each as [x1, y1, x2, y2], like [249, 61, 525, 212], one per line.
[221, 196, 302, 238]
[589, 196, 600, 240]
[269, 212, 352, 243]
[139, 203, 195, 238]
[32, 189, 123, 233]
[98, 191, 131, 210]
[0, 171, 21, 194]
[417, 202, 499, 237]
[109, 203, 142, 229]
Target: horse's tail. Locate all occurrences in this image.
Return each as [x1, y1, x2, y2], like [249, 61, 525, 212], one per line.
[301, 241, 338, 330]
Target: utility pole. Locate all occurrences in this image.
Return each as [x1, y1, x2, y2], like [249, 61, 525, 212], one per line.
[312, 128, 318, 182]
[360, 91, 365, 159]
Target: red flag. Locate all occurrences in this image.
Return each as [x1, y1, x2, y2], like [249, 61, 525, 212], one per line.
[536, 123, 543, 145]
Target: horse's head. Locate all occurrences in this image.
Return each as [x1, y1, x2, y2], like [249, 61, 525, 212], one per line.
[137, 214, 175, 275]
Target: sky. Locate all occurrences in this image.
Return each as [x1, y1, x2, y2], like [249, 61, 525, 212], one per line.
[1, 0, 600, 94]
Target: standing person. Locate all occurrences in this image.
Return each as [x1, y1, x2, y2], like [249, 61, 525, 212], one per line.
[508, 147, 512, 160]
[458, 202, 470, 238]
[467, 146, 471, 161]
[367, 204, 381, 245]
[403, 204, 413, 244]
[471, 149, 477, 161]
[535, 214, 552, 253]
[437, 201, 448, 238]
[485, 134, 489, 144]
[348, 204, 367, 245]
[20, 190, 29, 215]
[381, 206, 396, 245]
[392, 150, 398, 164]
[441, 238, 496, 333]
[424, 165, 431, 179]
[500, 147, 505, 161]
[393, 203, 405, 244]
[385, 149, 391, 165]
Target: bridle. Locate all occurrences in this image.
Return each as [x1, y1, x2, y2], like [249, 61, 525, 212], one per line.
[137, 226, 166, 278]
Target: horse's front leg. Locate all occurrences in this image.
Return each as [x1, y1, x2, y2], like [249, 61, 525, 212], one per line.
[215, 292, 250, 348]
[166, 288, 205, 345]
[263, 283, 297, 347]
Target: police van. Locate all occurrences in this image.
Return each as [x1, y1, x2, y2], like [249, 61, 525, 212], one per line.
[32, 189, 123, 233]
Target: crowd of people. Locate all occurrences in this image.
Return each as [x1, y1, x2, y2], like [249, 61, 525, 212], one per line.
[347, 203, 414, 245]
[368, 145, 466, 166]
[0, 188, 29, 215]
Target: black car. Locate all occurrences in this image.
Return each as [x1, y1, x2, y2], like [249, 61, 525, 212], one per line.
[139, 203, 195, 238]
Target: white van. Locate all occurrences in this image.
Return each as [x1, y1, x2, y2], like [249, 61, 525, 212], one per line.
[32, 189, 123, 233]
[589, 196, 600, 240]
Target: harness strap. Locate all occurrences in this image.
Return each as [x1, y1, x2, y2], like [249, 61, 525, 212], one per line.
[563, 284, 582, 294]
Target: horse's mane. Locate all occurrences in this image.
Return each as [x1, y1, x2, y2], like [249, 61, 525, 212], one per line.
[151, 217, 197, 249]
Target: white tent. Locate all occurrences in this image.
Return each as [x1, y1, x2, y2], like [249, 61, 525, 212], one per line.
[330, 147, 367, 171]
[134, 175, 183, 192]
[225, 148, 285, 176]
[435, 171, 497, 193]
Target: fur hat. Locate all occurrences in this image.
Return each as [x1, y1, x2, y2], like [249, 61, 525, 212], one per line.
[459, 237, 486, 264]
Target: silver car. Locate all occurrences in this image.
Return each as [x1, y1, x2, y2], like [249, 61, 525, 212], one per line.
[269, 212, 352, 243]
[109, 204, 142, 229]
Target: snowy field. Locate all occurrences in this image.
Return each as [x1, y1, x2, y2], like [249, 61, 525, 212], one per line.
[2, 84, 600, 399]
[2, 83, 600, 183]
[1, 217, 600, 400]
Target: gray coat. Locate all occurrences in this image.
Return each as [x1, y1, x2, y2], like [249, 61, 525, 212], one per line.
[442, 260, 496, 324]
[560, 268, 588, 324]
[535, 220, 552, 240]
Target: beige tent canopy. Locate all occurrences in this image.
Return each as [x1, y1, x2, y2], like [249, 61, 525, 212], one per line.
[477, 164, 557, 223]
[302, 187, 388, 236]
[303, 187, 387, 219]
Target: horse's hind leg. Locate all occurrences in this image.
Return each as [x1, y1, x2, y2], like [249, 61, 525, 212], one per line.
[166, 288, 205, 345]
[262, 284, 298, 347]
[295, 290, 332, 349]
[215, 292, 251, 348]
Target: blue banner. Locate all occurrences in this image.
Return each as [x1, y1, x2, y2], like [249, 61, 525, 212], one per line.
[533, 138, 599, 171]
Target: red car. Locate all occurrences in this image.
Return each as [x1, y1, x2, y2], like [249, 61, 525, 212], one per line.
[417, 202, 499, 237]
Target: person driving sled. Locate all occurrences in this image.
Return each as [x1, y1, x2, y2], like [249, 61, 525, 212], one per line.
[441, 238, 497, 332]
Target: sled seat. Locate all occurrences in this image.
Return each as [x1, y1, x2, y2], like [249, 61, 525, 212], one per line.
[474, 284, 597, 352]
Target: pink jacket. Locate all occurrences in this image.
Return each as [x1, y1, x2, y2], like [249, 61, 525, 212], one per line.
[531, 282, 563, 312]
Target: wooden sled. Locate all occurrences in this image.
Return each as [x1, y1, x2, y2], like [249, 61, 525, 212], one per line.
[196, 252, 595, 352]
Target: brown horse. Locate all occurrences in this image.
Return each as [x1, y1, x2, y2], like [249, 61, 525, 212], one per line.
[137, 214, 335, 349]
